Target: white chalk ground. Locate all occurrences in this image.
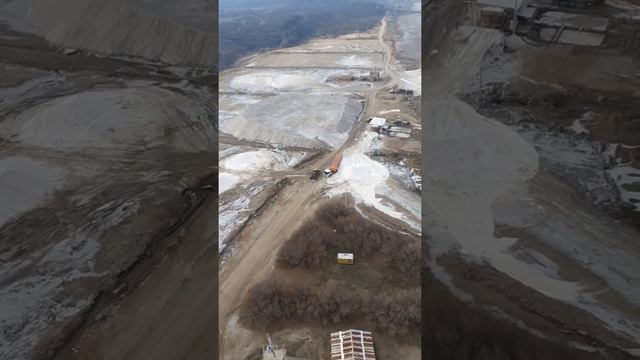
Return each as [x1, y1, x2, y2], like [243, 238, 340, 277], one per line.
[378, 109, 400, 115]
[566, 112, 592, 134]
[218, 148, 307, 252]
[220, 93, 362, 149]
[336, 55, 375, 68]
[423, 96, 640, 341]
[327, 132, 420, 232]
[0, 156, 64, 227]
[0, 199, 140, 360]
[219, 184, 264, 254]
[219, 172, 241, 195]
[221, 149, 304, 173]
[0, 87, 215, 152]
[421, 97, 580, 297]
[608, 165, 640, 211]
[230, 71, 320, 93]
[398, 69, 422, 96]
[226, 69, 371, 94]
[422, 24, 640, 343]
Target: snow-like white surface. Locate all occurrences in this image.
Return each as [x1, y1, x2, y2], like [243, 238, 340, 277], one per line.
[0, 156, 64, 227]
[0, 199, 139, 360]
[220, 149, 303, 173]
[378, 109, 400, 115]
[336, 55, 374, 68]
[230, 71, 320, 93]
[221, 93, 362, 149]
[608, 165, 640, 211]
[422, 97, 590, 301]
[219, 172, 241, 194]
[219, 184, 264, 253]
[328, 133, 420, 231]
[0, 87, 215, 152]
[399, 69, 422, 96]
[567, 119, 588, 134]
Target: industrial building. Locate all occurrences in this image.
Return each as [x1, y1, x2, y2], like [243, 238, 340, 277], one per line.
[330, 329, 376, 360]
[368, 117, 387, 131]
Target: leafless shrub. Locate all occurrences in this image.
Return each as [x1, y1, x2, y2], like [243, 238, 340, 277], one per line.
[240, 279, 420, 340]
[277, 202, 419, 281]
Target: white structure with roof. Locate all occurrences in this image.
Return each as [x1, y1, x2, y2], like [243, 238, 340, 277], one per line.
[369, 117, 386, 129]
[330, 329, 376, 360]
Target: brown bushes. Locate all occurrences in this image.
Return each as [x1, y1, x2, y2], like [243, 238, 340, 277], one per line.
[240, 279, 420, 340]
[276, 202, 420, 281]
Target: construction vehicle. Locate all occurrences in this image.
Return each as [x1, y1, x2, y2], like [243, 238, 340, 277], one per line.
[324, 153, 343, 176]
[309, 169, 321, 181]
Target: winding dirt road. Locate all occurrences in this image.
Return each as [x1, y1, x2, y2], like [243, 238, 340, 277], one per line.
[218, 17, 403, 358]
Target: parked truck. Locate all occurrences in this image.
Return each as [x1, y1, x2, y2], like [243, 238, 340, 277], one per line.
[324, 153, 343, 176]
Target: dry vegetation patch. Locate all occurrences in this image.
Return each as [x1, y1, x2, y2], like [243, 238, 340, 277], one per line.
[239, 200, 420, 344]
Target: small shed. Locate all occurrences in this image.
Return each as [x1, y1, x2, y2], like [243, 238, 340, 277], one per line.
[369, 117, 387, 130]
[337, 253, 354, 265]
[479, 6, 507, 29]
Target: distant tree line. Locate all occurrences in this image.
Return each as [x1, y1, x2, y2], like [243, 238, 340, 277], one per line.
[219, 0, 386, 69]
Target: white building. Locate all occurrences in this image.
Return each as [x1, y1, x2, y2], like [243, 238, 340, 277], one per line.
[330, 329, 376, 360]
[369, 117, 386, 129]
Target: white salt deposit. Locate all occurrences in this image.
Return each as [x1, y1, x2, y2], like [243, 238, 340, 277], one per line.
[230, 72, 319, 93]
[220, 149, 292, 172]
[567, 119, 588, 134]
[399, 69, 422, 96]
[219, 173, 241, 194]
[0, 156, 64, 227]
[422, 96, 586, 300]
[608, 166, 640, 211]
[337, 55, 374, 68]
[328, 133, 419, 230]
[0, 87, 214, 152]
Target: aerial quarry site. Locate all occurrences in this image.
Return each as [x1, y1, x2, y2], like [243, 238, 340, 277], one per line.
[422, 0, 640, 359]
[0, 0, 217, 359]
[219, 0, 422, 358]
[0, 0, 639, 359]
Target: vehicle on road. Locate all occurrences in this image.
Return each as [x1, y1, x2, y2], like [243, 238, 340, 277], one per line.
[324, 153, 343, 176]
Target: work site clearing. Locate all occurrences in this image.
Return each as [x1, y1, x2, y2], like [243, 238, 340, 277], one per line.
[219, 0, 422, 358]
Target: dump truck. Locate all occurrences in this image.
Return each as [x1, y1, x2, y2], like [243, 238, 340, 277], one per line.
[324, 153, 343, 176]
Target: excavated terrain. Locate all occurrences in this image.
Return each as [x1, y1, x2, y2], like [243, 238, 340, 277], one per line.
[422, 0, 640, 358]
[0, 1, 217, 359]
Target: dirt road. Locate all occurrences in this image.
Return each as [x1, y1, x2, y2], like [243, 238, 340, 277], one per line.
[218, 16, 405, 358]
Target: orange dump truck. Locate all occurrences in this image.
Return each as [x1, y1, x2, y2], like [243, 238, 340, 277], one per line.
[324, 153, 343, 176]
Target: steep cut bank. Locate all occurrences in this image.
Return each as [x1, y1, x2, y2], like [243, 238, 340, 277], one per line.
[9, 0, 216, 66]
